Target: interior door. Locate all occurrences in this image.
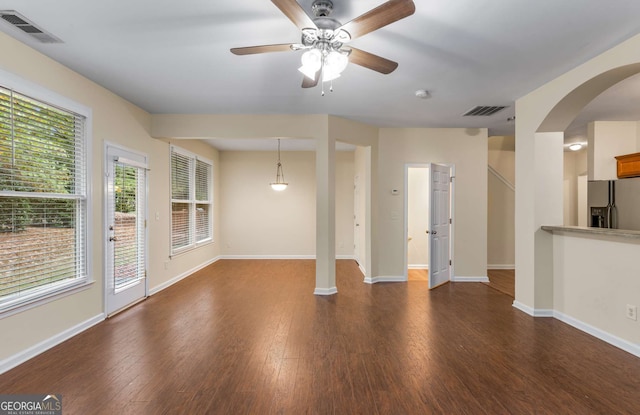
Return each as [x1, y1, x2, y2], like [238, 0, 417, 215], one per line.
[105, 145, 148, 316]
[428, 163, 451, 288]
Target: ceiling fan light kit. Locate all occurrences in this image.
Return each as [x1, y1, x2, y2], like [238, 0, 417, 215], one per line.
[231, 0, 416, 94]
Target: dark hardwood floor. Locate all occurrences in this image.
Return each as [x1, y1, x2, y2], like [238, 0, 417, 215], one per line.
[2, 259, 640, 414]
[485, 269, 515, 297]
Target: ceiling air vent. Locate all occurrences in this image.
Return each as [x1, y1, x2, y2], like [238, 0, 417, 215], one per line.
[463, 106, 507, 116]
[0, 10, 62, 43]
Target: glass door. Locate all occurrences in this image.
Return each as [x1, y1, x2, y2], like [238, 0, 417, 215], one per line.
[105, 145, 147, 316]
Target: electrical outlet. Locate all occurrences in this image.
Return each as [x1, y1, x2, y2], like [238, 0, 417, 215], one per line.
[163, 261, 169, 270]
[626, 304, 637, 321]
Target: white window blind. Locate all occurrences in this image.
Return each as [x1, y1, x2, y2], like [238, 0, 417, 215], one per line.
[170, 146, 212, 254]
[0, 86, 88, 311]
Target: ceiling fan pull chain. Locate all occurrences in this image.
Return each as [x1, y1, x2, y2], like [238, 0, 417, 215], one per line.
[330, 80, 334, 93]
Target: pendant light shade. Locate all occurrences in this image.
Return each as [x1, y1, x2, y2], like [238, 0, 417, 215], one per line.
[270, 139, 288, 191]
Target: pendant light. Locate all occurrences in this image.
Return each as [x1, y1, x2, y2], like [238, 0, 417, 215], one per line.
[270, 139, 288, 191]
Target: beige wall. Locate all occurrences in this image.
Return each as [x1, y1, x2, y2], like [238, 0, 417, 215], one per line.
[407, 167, 429, 268]
[378, 128, 488, 278]
[563, 149, 587, 226]
[515, 31, 640, 352]
[487, 136, 515, 268]
[0, 32, 219, 366]
[588, 121, 637, 181]
[219, 150, 354, 257]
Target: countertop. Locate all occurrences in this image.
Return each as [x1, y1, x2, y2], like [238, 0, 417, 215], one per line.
[541, 225, 640, 240]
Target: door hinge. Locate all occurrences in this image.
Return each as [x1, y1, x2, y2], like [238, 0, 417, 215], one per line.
[449, 218, 452, 224]
[450, 176, 455, 182]
[449, 259, 452, 266]
[145, 220, 147, 228]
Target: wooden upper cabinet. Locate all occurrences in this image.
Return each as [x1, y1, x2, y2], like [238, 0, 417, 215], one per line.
[615, 152, 640, 178]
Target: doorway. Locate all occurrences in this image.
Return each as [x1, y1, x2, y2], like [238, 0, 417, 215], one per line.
[104, 144, 148, 316]
[404, 163, 454, 288]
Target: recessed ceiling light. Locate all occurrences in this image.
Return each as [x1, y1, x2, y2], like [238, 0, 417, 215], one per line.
[569, 143, 582, 151]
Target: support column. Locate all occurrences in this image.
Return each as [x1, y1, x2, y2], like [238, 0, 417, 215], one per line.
[514, 129, 564, 314]
[315, 134, 337, 295]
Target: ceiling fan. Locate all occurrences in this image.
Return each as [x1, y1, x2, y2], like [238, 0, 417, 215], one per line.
[230, 0, 416, 93]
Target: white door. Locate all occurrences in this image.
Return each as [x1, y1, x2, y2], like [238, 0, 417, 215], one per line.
[428, 163, 451, 288]
[105, 145, 147, 316]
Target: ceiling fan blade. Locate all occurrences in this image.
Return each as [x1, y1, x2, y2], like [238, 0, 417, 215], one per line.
[349, 47, 398, 74]
[271, 0, 317, 30]
[230, 44, 295, 55]
[338, 0, 415, 41]
[301, 72, 319, 88]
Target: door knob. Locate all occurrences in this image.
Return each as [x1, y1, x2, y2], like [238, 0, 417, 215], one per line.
[426, 230, 437, 235]
[109, 236, 117, 242]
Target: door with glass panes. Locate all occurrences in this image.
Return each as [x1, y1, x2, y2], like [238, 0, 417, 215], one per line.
[105, 145, 147, 316]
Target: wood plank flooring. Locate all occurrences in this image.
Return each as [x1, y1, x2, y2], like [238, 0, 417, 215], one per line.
[2, 260, 640, 414]
[407, 268, 428, 281]
[485, 269, 515, 297]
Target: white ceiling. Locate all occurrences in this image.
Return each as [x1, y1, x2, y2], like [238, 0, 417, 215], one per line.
[1, 0, 640, 150]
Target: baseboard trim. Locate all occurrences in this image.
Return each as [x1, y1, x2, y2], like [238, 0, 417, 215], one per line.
[452, 276, 490, 283]
[314, 287, 338, 296]
[513, 301, 640, 357]
[149, 256, 221, 296]
[220, 255, 355, 260]
[363, 276, 407, 284]
[220, 255, 315, 260]
[357, 263, 367, 277]
[487, 264, 515, 270]
[553, 310, 640, 358]
[0, 313, 104, 375]
[408, 264, 428, 270]
[512, 301, 554, 317]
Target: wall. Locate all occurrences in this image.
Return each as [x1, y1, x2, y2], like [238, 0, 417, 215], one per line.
[563, 149, 587, 226]
[219, 150, 354, 257]
[487, 136, 515, 268]
[515, 31, 640, 352]
[378, 128, 488, 279]
[407, 167, 429, 268]
[552, 232, 640, 354]
[0, 32, 219, 369]
[588, 121, 637, 181]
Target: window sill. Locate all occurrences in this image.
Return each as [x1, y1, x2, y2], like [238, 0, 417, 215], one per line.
[170, 239, 215, 259]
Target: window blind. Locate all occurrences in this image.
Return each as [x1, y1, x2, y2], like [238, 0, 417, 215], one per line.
[0, 86, 87, 310]
[170, 146, 212, 253]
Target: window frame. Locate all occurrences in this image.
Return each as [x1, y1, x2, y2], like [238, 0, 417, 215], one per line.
[0, 68, 93, 317]
[170, 145, 213, 256]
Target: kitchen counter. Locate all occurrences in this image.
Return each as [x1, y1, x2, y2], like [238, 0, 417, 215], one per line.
[541, 225, 640, 240]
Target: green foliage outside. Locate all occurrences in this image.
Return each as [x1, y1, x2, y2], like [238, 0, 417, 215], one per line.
[0, 89, 79, 232]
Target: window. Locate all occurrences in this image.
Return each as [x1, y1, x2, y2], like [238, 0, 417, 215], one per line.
[0, 84, 89, 312]
[170, 146, 212, 254]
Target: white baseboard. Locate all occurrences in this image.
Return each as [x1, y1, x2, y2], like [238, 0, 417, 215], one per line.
[149, 256, 221, 296]
[364, 276, 407, 284]
[220, 254, 315, 260]
[553, 310, 640, 358]
[357, 263, 367, 277]
[487, 264, 515, 270]
[512, 301, 554, 317]
[313, 287, 338, 296]
[0, 313, 104, 375]
[220, 255, 355, 260]
[513, 301, 640, 357]
[452, 276, 490, 283]
[408, 264, 428, 270]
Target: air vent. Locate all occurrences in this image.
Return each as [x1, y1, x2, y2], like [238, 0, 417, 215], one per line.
[0, 10, 62, 43]
[463, 106, 507, 116]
